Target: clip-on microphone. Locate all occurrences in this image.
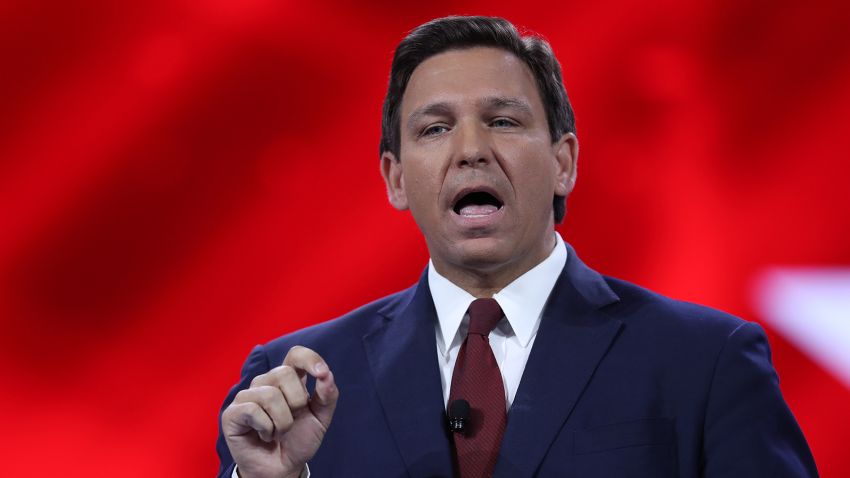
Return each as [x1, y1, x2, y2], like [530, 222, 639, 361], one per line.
[447, 399, 470, 434]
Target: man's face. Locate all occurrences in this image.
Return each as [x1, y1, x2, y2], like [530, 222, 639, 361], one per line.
[381, 47, 577, 283]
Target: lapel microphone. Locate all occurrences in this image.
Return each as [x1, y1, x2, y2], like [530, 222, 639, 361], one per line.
[448, 399, 470, 434]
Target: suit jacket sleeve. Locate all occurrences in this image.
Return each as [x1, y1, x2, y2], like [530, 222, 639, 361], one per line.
[702, 322, 818, 477]
[216, 345, 273, 478]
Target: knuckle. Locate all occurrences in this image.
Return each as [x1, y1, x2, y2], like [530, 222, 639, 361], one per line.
[238, 405, 256, 424]
[286, 389, 309, 409]
[279, 365, 297, 379]
[257, 385, 278, 402]
[233, 389, 251, 402]
[250, 373, 268, 388]
[225, 403, 255, 427]
[268, 364, 295, 382]
[244, 404, 269, 429]
[285, 345, 320, 365]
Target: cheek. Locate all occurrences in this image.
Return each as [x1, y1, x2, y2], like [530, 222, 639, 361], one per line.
[513, 155, 557, 200]
[401, 163, 441, 207]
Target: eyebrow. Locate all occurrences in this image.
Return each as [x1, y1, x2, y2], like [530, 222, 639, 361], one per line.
[480, 96, 533, 116]
[407, 102, 453, 129]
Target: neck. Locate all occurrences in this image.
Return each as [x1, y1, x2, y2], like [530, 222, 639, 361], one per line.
[432, 233, 557, 298]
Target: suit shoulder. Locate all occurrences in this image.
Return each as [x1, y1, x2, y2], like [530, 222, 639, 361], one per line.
[602, 275, 749, 340]
[260, 283, 417, 356]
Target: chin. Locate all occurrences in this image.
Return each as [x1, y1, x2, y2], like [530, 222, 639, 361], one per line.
[447, 236, 513, 270]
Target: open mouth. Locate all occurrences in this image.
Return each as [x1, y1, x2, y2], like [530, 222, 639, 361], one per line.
[452, 190, 504, 217]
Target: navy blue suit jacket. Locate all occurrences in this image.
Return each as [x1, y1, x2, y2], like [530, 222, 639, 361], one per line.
[217, 245, 817, 477]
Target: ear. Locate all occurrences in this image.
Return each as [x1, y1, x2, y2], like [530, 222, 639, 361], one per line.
[553, 133, 579, 197]
[380, 151, 409, 211]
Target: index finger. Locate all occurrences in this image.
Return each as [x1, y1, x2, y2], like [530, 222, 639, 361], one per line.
[282, 345, 330, 379]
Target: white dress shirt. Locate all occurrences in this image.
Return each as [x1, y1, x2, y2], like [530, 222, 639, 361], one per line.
[234, 233, 567, 477]
[429, 233, 567, 409]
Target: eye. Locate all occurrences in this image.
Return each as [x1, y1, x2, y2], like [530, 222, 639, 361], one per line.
[421, 124, 450, 137]
[490, 117, 518, 128]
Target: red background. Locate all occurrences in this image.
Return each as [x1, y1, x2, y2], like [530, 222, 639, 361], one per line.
[1, 0, 848, 475]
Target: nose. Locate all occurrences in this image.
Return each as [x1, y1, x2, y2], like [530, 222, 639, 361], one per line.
[452, 121, 492, 168]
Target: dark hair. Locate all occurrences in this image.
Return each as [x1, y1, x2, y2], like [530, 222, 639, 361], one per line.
[379, 15, 576, 223]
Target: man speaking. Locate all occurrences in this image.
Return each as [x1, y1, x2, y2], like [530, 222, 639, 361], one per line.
[216, 16, 817, 478]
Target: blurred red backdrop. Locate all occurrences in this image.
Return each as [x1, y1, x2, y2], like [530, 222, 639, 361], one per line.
[1, 0, 848, 475]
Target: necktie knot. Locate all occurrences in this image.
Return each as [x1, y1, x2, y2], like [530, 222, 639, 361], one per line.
[467, 298, 503, 336]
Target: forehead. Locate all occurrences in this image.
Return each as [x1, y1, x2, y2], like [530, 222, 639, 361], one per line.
[401, 47, 544, 118]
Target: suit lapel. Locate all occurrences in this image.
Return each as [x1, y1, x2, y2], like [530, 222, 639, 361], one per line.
[495, 245, 623, 478]
[363, 271, 454, 478]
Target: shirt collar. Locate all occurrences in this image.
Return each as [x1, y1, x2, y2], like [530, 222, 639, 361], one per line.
[429, 233, 568, 355]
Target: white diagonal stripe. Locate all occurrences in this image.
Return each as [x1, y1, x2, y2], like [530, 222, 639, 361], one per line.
[754, 267, 850, 389]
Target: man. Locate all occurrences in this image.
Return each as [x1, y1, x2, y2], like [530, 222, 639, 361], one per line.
[217, 16, 818, 478]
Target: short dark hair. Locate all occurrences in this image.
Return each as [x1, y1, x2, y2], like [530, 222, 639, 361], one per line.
[379, 15, 576, 223]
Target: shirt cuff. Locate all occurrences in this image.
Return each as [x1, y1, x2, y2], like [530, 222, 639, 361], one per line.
[232, 465, 310, 478]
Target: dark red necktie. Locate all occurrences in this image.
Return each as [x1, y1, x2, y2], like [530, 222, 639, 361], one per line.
[449, 298, 507, 478]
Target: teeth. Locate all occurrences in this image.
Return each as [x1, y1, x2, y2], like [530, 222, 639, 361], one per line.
[459, 204, 499, 216]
